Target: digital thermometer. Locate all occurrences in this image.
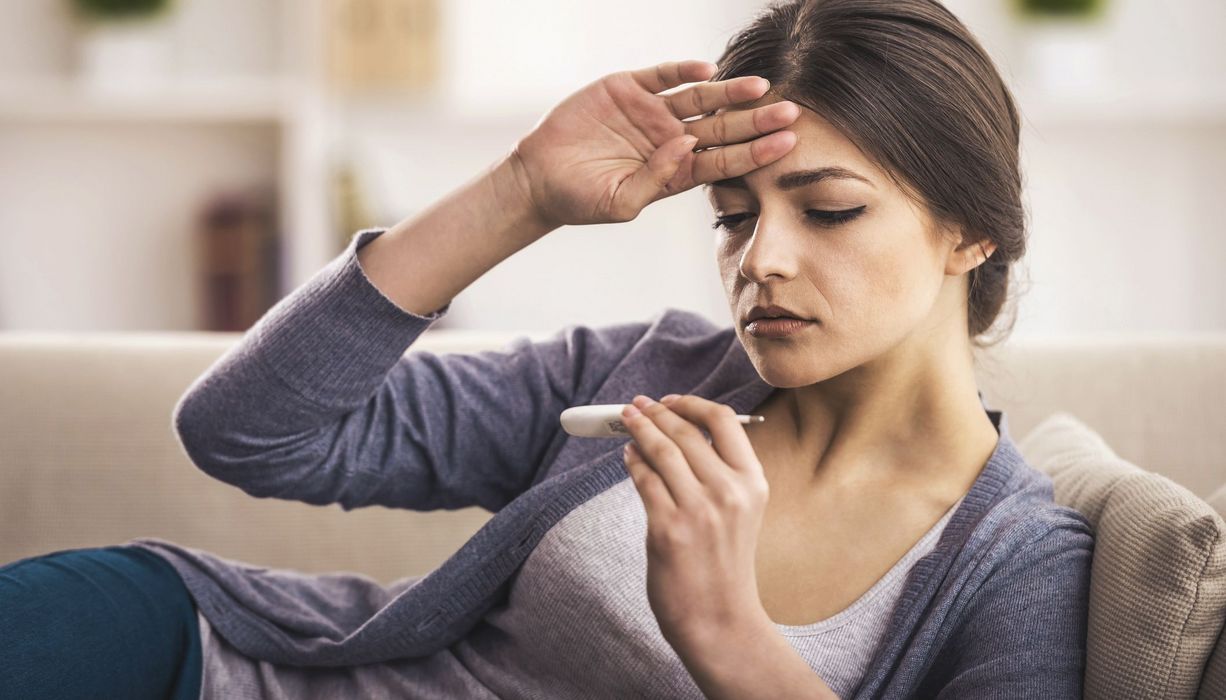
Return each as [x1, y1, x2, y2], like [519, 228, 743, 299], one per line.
[560, 403, 765, 438]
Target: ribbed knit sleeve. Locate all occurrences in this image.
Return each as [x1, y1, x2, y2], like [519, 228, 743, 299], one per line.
[171, 227, 653, 513]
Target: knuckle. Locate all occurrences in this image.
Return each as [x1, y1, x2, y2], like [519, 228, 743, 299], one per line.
[652, 523, 689, 549]
[714, 487, 749, 511]
[714, 114, 729, 145]
[752, 105, 767, 135]
[665, 525, 692, 548]
[747, 137, 765, 168]
[691, 87, 708, 115]
[660, 443, 684, 464]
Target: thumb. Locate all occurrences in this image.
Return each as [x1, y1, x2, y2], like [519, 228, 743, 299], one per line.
[617, 134, 698, 216]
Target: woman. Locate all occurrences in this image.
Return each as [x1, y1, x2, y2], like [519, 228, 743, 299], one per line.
[0, 0, 1092, 697]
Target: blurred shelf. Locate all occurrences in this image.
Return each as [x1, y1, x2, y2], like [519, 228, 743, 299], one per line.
[0, 77, 296, 124]
[325, 91, 553, 129]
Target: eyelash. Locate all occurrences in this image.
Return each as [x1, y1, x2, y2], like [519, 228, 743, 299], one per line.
[710, 206, 866, 232]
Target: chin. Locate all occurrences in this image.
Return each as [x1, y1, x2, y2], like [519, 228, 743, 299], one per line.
[746, 355, 825, 389]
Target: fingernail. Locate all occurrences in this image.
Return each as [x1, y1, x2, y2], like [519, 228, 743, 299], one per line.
[660, 394, 680, 404]
[622, 404, 641, 418]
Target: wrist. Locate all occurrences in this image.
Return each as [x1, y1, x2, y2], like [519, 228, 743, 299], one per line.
[499, 146, 558, 234]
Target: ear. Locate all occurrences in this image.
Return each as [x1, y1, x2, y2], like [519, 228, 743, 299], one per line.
[947, 235, 997, 276]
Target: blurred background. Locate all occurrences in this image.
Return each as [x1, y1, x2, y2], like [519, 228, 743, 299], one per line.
[0, 0, 1222, 337]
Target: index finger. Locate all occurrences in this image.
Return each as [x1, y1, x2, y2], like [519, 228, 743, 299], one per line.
[660, 395, 761, 473]
[627, 60, 717, 95]
[691, 131, 798, 189]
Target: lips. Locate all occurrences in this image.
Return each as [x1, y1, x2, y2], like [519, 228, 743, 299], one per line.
[744, 303, 814, 325]
[744, 316, 815, 338]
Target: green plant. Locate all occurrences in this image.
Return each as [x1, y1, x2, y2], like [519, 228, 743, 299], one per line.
[69, 0, 173, 21]
[1014, 0, 1107, 20]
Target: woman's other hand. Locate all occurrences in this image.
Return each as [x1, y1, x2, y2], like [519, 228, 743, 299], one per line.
[619, 393, 771, 648]
[510, 60, 800, 229]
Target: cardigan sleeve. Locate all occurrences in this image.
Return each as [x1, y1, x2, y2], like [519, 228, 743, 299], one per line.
[925, 514, 1095, 699]
[172, 227, 653, 513]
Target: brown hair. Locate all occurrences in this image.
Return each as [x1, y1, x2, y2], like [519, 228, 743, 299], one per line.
[709, 0, 1029, 349]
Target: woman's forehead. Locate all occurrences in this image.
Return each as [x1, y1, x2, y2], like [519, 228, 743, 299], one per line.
[706, 109, 882, 195]
[716, 98, 875, 173]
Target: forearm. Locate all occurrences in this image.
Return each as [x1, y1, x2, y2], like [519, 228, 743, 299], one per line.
[175, 151, 554, 497]
[672, 610, 840, 700]
[356, 149, 558, 317]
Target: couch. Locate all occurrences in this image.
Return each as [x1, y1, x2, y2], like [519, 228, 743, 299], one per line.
[2, 329, 1224, 698]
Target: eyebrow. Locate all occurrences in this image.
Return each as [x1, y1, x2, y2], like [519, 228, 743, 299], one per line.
[704, 166, 875, 192]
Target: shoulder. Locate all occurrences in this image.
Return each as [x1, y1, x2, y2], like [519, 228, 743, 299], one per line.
[549, 307, 727, 344]
[510, 307, 742, 393]
[924, 480, 1093, 690]
[550, 307, 751, 400]
[958, 473, 1095, 597]
[1003, 501, 1094, 578]
[654, 307, 726, 333]
[1007, 467, 1095, 550]
[638, 307, 744, 374]
[642, 307, 731, 341]
[968, 446, 1095, 554]
[565, 307, 737, 362]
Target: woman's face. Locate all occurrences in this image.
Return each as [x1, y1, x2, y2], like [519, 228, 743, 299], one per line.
[707, 95, 971, 389]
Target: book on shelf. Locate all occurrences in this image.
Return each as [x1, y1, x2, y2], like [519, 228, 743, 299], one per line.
[195, 187, 280, 331]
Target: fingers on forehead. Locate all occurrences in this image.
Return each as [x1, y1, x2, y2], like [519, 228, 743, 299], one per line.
[664, 77, 770, 120]
[631, 60, 716, 94]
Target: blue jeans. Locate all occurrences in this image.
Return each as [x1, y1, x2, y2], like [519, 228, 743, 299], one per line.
[0, 545, 203, 699]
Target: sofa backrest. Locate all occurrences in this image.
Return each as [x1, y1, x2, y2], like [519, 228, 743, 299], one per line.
[971, 332, 1226, 499]
[1, 330, 1224, 587]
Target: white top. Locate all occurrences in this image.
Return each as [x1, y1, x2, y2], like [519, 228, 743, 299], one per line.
[197, 478, 965, 699]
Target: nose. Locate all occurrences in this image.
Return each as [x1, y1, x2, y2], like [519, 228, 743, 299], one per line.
[737, 213, 801, 283]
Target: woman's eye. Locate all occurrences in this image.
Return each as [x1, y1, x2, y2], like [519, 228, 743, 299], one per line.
[710, 213, 753, 231]
[710, 206, 866, 231]
[808, 206, 866, 225]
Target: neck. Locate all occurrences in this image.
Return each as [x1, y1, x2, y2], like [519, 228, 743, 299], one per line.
[755, 325, 998, 495]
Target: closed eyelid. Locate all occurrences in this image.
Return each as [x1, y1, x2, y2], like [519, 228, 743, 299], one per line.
[710, 206, 865, 231]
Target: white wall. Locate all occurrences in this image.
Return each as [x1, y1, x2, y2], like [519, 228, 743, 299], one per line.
[946, 0, 1226, 337]
[343, 0, 758, 334]
[0, 0, 1222, 337]
[352, 0, 1226, 336]
[0, 122, 277, 330]
[0, 0, 285, 331]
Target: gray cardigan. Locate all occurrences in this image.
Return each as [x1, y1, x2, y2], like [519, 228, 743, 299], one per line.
[128, 227, 1094, 698]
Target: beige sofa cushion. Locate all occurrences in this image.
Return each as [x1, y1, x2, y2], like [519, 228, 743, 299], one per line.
[1018, 412, 1226, 700]
[1200, 481, 1226, 698]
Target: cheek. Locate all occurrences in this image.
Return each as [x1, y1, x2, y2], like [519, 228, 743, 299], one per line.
[716, 248, 741, 288]
[869, 239, 944, 325]
[808, 240, 920, 323]
[876, 252, 916, 304]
